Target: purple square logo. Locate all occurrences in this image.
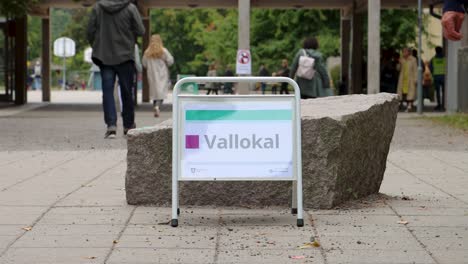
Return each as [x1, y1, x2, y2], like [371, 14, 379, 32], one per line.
[185, 135, 199, 149]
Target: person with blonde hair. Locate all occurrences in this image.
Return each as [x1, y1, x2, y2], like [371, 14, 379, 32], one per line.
[142, 34, 174, 117]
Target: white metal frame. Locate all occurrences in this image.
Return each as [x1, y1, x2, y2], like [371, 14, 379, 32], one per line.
[171, 77, 303, 227]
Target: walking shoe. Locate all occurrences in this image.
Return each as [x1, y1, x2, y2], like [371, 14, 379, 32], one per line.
[104, 130, 116, 139]
[124, 123, 136, 136]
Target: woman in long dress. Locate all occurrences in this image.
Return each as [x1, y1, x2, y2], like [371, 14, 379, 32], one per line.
[142, 34, 174, 117]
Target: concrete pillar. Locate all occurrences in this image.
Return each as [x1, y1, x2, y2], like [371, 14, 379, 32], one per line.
[367, 0, 380, 94]
[42, 16, 51, 102]
[237, 0, 250, 94]
[350, 13, 364, 94]
[340, 8, 352, 95]
[446, 40, 460, 112]
[142, 10, 150, 103]
[15, 16, 28, 105]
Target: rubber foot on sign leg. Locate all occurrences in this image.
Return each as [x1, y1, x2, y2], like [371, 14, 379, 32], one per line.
[297, 219, 304, 227]
[171, 219, 178, 227]
[291, 208, 297, 215]
[177, 208, 180, 215]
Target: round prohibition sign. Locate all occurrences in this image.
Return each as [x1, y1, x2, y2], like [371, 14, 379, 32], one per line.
[238, 51, 250, 64]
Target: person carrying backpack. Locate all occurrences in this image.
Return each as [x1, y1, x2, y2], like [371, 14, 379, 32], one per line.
[290, 37, 331, 99]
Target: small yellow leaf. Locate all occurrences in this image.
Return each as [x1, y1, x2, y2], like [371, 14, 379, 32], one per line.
[398, 220, 409, 225]
[84, 256, 96, 259]
[22, 227, 32, 231]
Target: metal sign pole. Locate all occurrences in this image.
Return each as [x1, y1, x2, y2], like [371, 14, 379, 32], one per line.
[417, 0, 423, 114]
[171, 77, 303, 227]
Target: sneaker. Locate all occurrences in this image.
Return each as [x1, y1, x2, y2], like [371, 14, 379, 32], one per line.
[124, 123, 136, 136]
[104, 130, 116, 139]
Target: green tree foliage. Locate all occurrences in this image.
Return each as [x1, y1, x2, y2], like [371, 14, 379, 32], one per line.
[26, 7, 424, 78]
[1, 0, 38, 17]
[380, 9, 419, 50]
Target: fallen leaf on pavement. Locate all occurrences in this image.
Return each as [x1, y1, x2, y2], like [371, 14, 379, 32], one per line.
[84, 256, 96, 259]
[22, 227, 32, 231]
[298, 241, 320, 249]
[290, 255, 305, 259]
[397, 220, 409, 225]
[113, 240, 119, 244]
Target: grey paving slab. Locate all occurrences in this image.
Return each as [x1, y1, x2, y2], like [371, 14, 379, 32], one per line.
[38, 207, 134, 225]
[218, 234, 311, 250]
[28, 224, 125, 236]
[430, 150, 468, 172]
[0, 236, 16, 250]
[318, 235, 425, 250]
[310, 206, 395, 215]
[219, 214, 304, 226]
[106, 248, 215, 264]
[116, 234, 217, 249]
[123, 224, 218, 237]
[0, 225, 27, 236]
[402, 215, 468, 227]
[430, 250, 468, 264]
[0, 206, 48, 225]
[0, 247, 108, 264]
[217, 225, 315, 237]
[130, 209, 219, 226]
[315, 225, 413, 238]
[415, 235, 468, 251]
[312, 214, 402, 227]
[215, 249, 324, 264]
[12, 233, 117, 248]
[393, 206, 468, 216]
[0, 150, 81, 190]
[324, 249, 435, 264]
[57, 164, 127, 207]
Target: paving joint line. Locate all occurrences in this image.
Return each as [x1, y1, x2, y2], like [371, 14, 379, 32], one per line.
[1, 151, 91, 192]
[388, 160, 468, 206]
[103, 206, 137, 264]
[384, 200, 441, 264]
[212, 208, 222, 264]
[0, 160, 122, 258]
[429, 152, 468, 174]
[0, 152, 44, 167]
[304, 211, 328, 264]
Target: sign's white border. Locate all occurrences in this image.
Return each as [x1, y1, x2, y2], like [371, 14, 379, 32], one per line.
[177, 96, 297, 181]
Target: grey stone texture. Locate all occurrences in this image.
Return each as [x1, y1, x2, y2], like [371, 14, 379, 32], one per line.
[126, 94, 399, 208]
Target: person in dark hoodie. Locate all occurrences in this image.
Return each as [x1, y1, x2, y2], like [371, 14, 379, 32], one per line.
[442, 0, 467, 41]
[87, 0, 145, 139]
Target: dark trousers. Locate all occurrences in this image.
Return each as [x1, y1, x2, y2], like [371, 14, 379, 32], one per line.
[100, 61, 135, 129]
[434, 76, 445, 108]
[280, 83, 289, 94]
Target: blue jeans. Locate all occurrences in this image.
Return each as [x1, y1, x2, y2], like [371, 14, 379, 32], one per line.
[99, 61, 135, 129]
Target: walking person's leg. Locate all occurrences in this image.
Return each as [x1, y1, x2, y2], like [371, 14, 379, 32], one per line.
[115, 61, 136, 134]
[434, 78, 442, 110]
[261, 83, 266, 94]
[441, 78, 446, 110]
[100, 65, 118, 138]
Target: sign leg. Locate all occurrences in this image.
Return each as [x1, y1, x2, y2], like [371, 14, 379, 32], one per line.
[291, 181, 297, 215]
[171, 177, 179, 227]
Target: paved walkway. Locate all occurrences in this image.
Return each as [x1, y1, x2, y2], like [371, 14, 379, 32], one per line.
[0, 93, 467, 263]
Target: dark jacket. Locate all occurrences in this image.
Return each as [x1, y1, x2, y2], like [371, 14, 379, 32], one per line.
[87, 0, 145, 66]
[444, 0, 468, 13]
[290, 49, 331, 98]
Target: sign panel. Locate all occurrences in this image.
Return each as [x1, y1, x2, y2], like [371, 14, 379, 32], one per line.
[236, 49, 251, 75]
[53, 37, 76, 58]
[84, 47, 93, 63]
[179, 98, 295, 180]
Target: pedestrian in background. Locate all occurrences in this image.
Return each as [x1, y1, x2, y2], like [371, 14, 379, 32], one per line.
[142, 34, 174, 118]
[290, 37, 331, 99]
[206, 64, 218, 95]
[223, 65, 234, 94]
[397, 48, 418, 112]
[430, 46, 446, 111]
[258, 64, 270, 94]
[87, 0, 145, 138]
[278, 59, 290, 94]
